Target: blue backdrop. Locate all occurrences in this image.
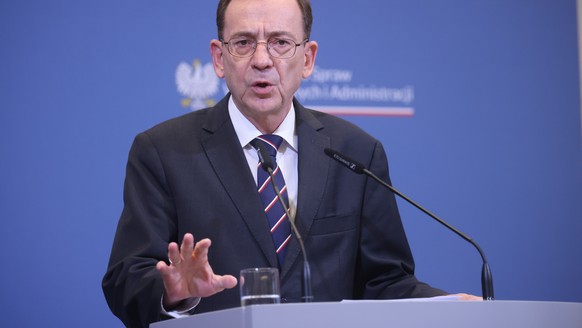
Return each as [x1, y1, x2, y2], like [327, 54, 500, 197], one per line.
[1, 1, 581, 327]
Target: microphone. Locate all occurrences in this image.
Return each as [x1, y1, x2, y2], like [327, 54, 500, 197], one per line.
[324, 148, 494, 301]
[255, 142, 314, 302]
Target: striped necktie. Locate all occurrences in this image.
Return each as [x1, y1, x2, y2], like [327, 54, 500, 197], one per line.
[250, 134, 292, 268]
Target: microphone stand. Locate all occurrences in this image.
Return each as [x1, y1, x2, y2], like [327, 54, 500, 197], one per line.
[256, 143, 314, 302]
[266, 167, 314, 303]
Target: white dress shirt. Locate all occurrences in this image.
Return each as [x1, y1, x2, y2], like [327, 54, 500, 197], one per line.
[228, 96, 299, 221]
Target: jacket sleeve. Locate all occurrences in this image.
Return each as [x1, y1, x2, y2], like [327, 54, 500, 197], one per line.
[102, 132, 178, 328]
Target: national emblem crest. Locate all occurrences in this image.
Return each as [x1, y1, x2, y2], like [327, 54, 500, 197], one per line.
[175, 59, 220, 110]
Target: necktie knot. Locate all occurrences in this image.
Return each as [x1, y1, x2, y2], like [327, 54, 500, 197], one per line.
[251, 134, 283, 159]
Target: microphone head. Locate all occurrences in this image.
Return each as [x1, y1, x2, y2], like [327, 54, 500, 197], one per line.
[255, 141, 275, 172]
[324, 148, 365, 174]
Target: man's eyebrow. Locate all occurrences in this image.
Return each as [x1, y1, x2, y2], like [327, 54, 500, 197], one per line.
[227, 31, 256, 39]
[266, 31, 296, 39]
[226, 30, 296, 40]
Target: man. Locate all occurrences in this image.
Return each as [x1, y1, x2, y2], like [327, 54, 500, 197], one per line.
[103, 0, 459, 327]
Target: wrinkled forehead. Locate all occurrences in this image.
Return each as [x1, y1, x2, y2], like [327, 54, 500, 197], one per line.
[223, 0, 304, 40]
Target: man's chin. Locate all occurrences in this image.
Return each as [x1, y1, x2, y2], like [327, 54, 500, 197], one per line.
[246, 97, 285, 114]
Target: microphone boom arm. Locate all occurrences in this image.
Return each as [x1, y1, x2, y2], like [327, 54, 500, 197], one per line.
[363, 168, 494, 300]
[324, 147, 493, 300]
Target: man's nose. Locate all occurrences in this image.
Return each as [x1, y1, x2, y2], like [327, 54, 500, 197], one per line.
[251, 42, 273, 68]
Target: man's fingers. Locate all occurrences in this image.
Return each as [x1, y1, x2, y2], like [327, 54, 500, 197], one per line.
[179, 233, 195, 262]
[192, 238, 211, 261]
[160, 235, 235, 301]
[454, 293, 482, 301]
[167, 242, 182, 266]
[167, 234, 212, 267]
[217, 275, 238, 290]
[156, 260, 170, 275]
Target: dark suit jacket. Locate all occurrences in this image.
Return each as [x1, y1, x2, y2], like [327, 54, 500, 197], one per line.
[102, 95, 445, 327]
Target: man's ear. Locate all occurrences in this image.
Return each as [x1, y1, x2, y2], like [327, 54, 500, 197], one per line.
[210, 39, 225, 78]
[302, 40, 318, 79]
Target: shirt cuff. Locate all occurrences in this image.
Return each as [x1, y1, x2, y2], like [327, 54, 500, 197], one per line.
[160, 295, 201, 318]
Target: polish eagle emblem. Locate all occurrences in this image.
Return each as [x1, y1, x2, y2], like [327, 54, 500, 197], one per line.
[175, 59, 220, 110]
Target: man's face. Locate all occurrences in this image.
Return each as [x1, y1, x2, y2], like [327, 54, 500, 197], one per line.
[211, 0, 317, 130]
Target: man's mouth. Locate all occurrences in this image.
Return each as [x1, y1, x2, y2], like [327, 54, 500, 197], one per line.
[251, 81, 274, 95]
[254, 82, 270, 88]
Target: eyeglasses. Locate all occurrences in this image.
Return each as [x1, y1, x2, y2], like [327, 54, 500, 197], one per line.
[222, 37, 309, 59]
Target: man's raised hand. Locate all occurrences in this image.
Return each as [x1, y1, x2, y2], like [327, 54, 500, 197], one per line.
[156, 233, 238, 309]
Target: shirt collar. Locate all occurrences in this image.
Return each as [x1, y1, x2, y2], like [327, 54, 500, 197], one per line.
[228, 96, 297, 151]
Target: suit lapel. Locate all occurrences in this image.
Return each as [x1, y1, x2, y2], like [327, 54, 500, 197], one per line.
[281, 100, 330, 279]
[200, 96, 278, 268]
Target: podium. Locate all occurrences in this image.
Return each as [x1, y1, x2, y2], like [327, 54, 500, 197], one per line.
[151, 300, 582, 328]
